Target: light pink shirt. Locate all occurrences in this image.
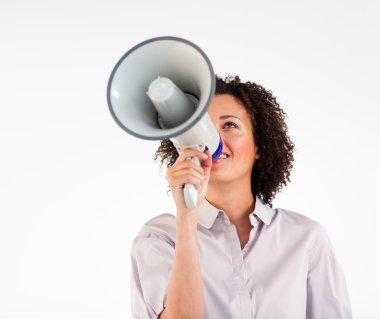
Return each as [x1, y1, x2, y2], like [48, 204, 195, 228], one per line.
[131, 197, 352, 318]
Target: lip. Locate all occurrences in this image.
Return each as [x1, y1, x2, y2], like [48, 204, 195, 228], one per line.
[219, 151, 230, 157]
[214, 152, 230, 164]
[214, 157, 229, 164]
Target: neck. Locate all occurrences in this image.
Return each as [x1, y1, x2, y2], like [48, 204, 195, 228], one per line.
[206, 179, 255, 229]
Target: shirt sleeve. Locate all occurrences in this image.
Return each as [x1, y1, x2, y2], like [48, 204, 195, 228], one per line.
[306, 228, 353, 319]
[130, 231, 175, 319]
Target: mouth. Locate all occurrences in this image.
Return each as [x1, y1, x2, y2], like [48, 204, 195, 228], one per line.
[214, 152, 230, 163]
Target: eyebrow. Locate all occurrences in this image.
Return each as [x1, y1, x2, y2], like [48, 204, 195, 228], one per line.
[219, 115, 241, 120]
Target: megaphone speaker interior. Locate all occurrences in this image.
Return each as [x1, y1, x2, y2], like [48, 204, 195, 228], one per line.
[107, 36, 215, 141]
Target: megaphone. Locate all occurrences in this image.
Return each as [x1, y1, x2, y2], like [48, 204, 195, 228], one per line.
[107, 36, 222, 209]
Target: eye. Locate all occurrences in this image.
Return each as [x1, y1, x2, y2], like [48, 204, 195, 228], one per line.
[223, 121, 237, 129]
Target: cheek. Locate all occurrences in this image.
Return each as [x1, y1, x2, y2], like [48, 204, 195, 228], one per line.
[231, 135, 256, 160]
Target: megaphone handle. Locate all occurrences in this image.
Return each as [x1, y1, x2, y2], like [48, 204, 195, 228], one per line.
[184, 156, 202, 209]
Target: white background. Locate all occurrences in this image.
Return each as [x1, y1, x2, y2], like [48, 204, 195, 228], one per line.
[1, 0, 379, 318]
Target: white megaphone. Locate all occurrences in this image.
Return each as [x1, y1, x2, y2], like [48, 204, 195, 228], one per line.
[107, 36, 222, 209]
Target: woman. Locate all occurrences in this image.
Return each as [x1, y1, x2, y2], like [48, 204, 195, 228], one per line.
[131, 76, 352, 319]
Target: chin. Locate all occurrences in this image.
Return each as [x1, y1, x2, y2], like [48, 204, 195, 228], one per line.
[209, 173, 233, 184]
[209, 168, 251, 185]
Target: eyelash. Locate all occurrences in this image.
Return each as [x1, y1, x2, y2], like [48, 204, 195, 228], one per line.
[223, 121, 237, 129]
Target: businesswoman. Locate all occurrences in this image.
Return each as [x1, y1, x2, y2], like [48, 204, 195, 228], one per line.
[131, 76, 352, 319]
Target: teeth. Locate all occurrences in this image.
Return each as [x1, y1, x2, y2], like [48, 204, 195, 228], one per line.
[219, 153, 229, 159]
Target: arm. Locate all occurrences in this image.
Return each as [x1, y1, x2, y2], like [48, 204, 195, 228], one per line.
[159, 210, 204, 319]
[131, 149, 210, 318]
[160, 149, 212, 319]
[306, 231, 353, 319]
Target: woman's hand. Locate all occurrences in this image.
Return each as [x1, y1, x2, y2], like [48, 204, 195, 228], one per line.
[166, 149, 212, 214]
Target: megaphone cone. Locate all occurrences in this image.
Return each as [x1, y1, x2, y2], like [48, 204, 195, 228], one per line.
[107, 36, 222, 208]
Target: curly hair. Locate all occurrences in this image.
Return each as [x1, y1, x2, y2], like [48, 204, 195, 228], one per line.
[153, 75, 295, 207]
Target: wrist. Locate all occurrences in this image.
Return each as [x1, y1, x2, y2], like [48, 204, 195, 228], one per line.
[176, 209, 198, 229]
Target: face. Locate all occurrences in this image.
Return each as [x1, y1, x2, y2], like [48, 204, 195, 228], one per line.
[207, 94, 259, 185]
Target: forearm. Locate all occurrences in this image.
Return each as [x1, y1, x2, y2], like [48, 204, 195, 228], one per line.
[161, 210, 204, 319]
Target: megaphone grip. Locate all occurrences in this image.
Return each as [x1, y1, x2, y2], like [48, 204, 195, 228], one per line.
[183, 156, 202, 209]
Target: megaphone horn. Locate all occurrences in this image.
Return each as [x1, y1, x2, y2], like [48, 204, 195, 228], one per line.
[107, 36, 222, 208]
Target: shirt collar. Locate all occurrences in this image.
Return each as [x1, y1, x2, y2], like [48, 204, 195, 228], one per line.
[197, 196, 274, 229]
[251, 197, 274, 226]
[197, 199, 220, 229]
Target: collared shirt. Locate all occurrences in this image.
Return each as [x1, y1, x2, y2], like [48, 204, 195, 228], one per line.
[130, 197, 352, 319]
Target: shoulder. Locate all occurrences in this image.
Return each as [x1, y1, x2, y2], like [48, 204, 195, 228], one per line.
[134, 213, 176, 246]
[271, 206, 331, 247]
[130, 214, 176, 267]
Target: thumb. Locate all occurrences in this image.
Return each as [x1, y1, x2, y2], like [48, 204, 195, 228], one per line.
[202, 150, 213, 181]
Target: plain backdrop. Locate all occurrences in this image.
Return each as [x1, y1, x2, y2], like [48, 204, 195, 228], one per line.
[1, 0, 379, 318]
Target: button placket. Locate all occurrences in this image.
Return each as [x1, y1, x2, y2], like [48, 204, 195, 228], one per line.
[242, 226, 258, 257]
[226, 223, 252, 318]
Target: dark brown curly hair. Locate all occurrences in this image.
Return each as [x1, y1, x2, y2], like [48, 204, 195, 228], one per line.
[153, 75, 295, 207]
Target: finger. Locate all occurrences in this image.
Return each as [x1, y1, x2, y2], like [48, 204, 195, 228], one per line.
[169, 168, 204, 181]
[201, 150, 213, 168]
[177, 149, 208, 162]
[167, 166, 204, 185]
[202, 150, 213, 180]
[170, 160, 205, 175]
[169, 175, 202, 191]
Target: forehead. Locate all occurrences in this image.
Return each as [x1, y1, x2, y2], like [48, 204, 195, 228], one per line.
[208, 94, 250, 119]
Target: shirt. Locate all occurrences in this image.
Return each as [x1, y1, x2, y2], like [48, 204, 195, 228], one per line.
[130, 197, 353, 319]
